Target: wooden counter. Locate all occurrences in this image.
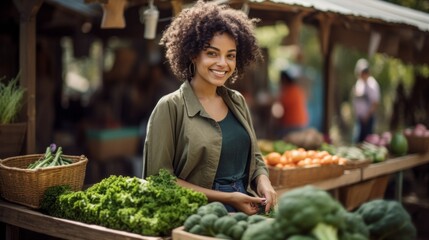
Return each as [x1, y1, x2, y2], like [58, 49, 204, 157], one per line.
[275, 168, 362, 196]
[0, 200, 166, 240]
[362, 153, 429, 180]
[274, 152, 429, 197]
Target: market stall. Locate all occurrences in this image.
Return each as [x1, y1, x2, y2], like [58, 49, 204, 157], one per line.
[1, 153, 428, 239]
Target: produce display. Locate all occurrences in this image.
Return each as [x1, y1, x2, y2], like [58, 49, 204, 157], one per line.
[404, 123, 429, 137]
[327, 142, 388, 164]
[27, 144, 72, 169]
[283, 128, 325, 150]
[264, 148, 341, 169]
[389, 132, 408, 156]
[40, 169, 208, 236]
[183, 202, 270, 239]
[355, 199, 417, 239]
[182, 186, 417, 240]
[403, 123, 429, 153]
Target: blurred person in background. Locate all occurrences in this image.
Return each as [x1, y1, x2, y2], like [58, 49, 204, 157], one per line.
[278, 68, 309, 137]
[352, 58, 380, 143]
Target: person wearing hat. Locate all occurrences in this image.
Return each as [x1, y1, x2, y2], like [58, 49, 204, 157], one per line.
[352, 58, 380, 142]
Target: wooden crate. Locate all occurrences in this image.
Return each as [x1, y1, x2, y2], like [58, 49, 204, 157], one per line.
[269, 164, 344, 188]
[368, 174, 391, 200]
[342, 159, 371, 170]
[86, 127, 140, 161]
[339, 179, 375, 211]
[405, 135, 429, 153]
[172, 226, 218, 240]
[339, 174, 391, 211]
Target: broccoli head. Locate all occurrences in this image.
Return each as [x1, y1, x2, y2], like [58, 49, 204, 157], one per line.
[274, 185, 346, 239]
[355, 199, 416, 240]
[337, 210, 369, 240]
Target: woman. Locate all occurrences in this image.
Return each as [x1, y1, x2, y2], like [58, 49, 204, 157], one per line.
[143, 0, 276, 214]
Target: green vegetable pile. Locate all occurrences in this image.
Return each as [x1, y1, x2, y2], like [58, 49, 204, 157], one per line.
[28, 144, 72, 169]
[40, 169, 208, 236]
[183, 202, 269, 240]
[243, 185, 369, 240]
[0, 72, 25, 124]
[355, 199, 416, 240]
[182, 185, 415, 240]
[242, 186, 416, 240]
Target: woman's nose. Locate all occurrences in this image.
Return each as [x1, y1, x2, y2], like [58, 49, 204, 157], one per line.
[217, 56, 228, 66]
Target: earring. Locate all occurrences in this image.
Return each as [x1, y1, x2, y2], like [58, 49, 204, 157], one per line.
[188, 62, 196, 76]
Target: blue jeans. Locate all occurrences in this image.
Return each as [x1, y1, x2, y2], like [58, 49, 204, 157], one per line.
[212, 179, 247, 212]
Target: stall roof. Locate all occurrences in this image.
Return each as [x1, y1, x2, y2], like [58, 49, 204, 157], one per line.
[255, 0, 429, 32]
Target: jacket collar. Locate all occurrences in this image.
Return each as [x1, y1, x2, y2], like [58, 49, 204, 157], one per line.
[181, 80, 237, 118]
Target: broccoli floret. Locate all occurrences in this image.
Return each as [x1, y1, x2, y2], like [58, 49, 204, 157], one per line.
[338, 210, 369, 240]
[355, 199, 416, 240]
[197, 201, 228, 217]
[311, 222, 338, 240]
[241, 219, 278, 240]
[274, 185, 345, 239]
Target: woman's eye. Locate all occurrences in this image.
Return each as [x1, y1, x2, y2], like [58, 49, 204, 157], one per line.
[228, 54, 236, 60]
[207, 51, 217, 57]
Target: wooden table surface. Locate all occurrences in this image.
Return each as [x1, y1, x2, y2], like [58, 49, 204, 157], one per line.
[274, 152, 429, 195]
[0, 200, 166, 240]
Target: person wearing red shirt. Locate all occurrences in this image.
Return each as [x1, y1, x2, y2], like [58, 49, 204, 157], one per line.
[279, 70, 309, 136]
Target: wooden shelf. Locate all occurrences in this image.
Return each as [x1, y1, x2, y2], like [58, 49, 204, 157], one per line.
[362, 153, 429, 180]
[275, 168, 362, 196]
[0, 200, 165, 240]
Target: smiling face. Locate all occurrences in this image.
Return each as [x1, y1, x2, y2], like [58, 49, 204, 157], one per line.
[192, 33, 237, 88]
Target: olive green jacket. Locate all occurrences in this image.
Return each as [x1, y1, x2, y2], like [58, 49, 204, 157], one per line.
[142, 81, 268, 193]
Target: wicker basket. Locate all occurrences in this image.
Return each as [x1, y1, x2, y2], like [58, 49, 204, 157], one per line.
[0, 154, 88, 209]
[342, 159, 372, 170]
[269, 164, 344, 188]
[339, 179, 375, 211]
[405, 135, 429, 153]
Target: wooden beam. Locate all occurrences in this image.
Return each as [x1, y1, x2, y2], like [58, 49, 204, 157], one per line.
[171, 0, 183, 16]
[316, 13, 334, 56]
[13, 0, 44, 154]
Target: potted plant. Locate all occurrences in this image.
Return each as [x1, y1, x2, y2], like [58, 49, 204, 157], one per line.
[0, 72, 27, 159]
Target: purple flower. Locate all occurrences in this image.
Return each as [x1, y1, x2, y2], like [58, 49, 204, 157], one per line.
[50, 143, 57, 153]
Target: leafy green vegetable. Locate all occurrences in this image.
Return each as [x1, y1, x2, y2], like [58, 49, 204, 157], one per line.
[28, 145, 72, 169]
[338, 210, 369, 240]
[0, 72, 25, 124]
[355, 199, 416, 240]
[273, 140, 297, 153]
[40, 169, 208, 236]
[273, 185, 345, 239]
[311, 222, 338, 240]
[242, 185, 368, 240]
[241, 219, 277, 240]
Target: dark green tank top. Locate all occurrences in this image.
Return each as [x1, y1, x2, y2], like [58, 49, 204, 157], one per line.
[214, 110, 250, 184]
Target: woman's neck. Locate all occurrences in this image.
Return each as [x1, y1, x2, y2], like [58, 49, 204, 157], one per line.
[190, 78, 219, 101]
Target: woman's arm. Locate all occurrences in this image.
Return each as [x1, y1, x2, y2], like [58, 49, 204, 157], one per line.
[177, 178, 265, 215]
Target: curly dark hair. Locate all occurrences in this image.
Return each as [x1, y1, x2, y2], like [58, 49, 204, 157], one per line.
[160, 0, 262, 83]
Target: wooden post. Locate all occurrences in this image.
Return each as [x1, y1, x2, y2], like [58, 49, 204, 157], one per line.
[13, 0, 44, 154]
[171, 0, 183, 16]
[316, 14, 334, 134]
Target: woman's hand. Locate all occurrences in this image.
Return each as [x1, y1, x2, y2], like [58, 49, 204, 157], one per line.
[228, 192, 265, 215]
[255, 174, 277, 213]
